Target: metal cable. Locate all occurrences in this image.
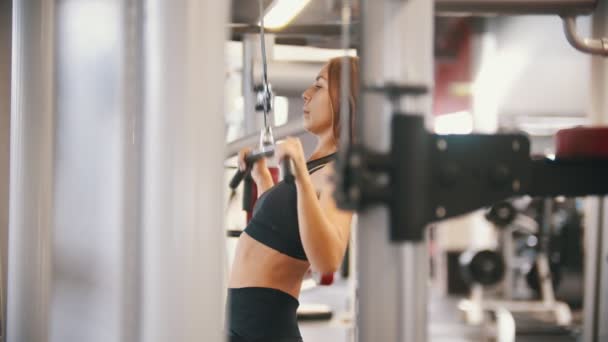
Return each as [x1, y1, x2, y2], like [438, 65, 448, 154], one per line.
[259, 0, 270, 128]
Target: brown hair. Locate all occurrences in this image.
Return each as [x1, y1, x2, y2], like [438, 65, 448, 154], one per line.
[326, 56, 359, 144]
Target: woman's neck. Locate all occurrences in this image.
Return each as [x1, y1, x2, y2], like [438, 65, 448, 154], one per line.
[309, 134, 337, 161]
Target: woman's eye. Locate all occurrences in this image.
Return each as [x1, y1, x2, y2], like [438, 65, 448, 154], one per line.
[314, 85, 322, 89]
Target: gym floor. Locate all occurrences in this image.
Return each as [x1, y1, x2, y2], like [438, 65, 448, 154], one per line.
[299, 281, 581, 341]
[299, 279, 487, 341]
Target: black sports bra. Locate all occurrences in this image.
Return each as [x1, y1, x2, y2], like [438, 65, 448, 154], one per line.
[243, 153, 336, 260]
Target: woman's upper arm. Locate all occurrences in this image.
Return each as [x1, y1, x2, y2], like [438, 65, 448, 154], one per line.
[318, 168, 354, 246]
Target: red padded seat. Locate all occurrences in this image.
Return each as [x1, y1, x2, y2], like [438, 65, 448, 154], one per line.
[555, 126, 608, 159]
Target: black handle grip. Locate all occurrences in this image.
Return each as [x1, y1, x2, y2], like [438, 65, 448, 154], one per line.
[242, 174, 254, 211]
[229, 165, 251, 189]
[229, 150, 273, 190]
[283, 158, 294, 184]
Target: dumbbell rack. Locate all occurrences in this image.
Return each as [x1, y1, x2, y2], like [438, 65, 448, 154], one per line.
[459, 219, 573, 331]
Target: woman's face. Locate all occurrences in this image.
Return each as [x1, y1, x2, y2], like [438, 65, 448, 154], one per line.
[302, 64, 333, 137]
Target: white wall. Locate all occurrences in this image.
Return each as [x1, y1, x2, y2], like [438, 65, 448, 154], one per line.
[475, 16, 592, 120]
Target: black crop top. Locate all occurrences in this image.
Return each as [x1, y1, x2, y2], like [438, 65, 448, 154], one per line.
[243, 153, 336, 260]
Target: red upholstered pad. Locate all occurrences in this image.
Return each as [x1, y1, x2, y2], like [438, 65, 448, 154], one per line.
[317, 273, 334, 286]
[309, 270, 334, 286]
[246, 167, 280, 223]
[555, 127, 608, 159]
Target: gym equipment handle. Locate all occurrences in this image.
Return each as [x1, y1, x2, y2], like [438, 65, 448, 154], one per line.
[229, 150, 294, 189]
[282, 158, 294, 184]
[229, 151, 272, 190]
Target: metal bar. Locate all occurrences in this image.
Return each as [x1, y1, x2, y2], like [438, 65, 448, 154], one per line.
[528, 159, 608, 197]
[357, 0, 433, 341]
[230, 24, 347, 36]
[226, 119, 305, 157]
[588, 1, 608, 339]
[583, 197, 605, 342]
[501, 229, 514, 299]
[539, 200, 556, 305]
[139, 1, 229, 341]
[252, 60, 324, 97]
[120, 1, 143, 340]
[398, 242, 430, 342]
[9, 1, 146, 340]
[435, 0, 597, 15]
[47, 2, 142, 340]
[598, 197, 608, 341]
[589, 0, 608, 126]
[563, 16, 608, 57]
[0, 0, 11, 337]
[7, 1, 55, 341]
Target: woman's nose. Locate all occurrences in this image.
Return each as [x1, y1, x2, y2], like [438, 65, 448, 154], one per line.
[302, 88, 311, 102]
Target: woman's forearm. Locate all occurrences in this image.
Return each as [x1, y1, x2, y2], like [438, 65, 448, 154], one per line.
[255, 171, 275, 197]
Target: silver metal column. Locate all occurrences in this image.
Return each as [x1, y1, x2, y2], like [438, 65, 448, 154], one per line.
[583, 198, 608, 342]
[589, 0, 608, 126]
[140, 1, 229, 342]
[583, 1, 608, 340]
[357, 0, 434, 341]
[10, 1, 145, 340]
[0, 1, 11, 338]
[9, 1, 229, 341]
[7, 1, 55, 341]
[598, 199, 608, 342]
[47, 1, 146, 340]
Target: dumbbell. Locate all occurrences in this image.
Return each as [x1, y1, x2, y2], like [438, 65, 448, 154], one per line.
[460, 249, 505, 286]
[486, 201, 517, 227]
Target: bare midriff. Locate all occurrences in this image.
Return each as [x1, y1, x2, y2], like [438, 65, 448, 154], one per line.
[228, 232, 311, 299]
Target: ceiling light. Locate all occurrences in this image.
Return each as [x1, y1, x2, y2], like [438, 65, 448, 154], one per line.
[434, 111, 473, 135]
[260, 0, 312, 29]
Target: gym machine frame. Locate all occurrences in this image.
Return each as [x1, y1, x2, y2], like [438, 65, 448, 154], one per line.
[338, 0, 607, 341]
[336, 114, 608, 240]
[336, 88, 608, 340]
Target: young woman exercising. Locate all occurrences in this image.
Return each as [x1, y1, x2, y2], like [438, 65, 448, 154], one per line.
[227, 56, 359, 342]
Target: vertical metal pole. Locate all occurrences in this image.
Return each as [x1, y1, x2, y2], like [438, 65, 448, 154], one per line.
[358, 0, 434, 341]
[589, 0, 608, 127]
[9, 1, 229, 342]
[584, 1, 608, 340]
[10, 1, 143, 341]
[598, 199, 608, 341]
[7, 1, 55, 341]
[502, 229, 514, 299]
[583, 198, 607, 342]
[48, 1, 141, 340]
[140, 1, 229, 341]
[121, 3, 143, 340]
[539, 199, 557, 304]
[0, 1, 11, 338]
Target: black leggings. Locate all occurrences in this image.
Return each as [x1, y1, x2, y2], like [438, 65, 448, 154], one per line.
[227, 287, 303, 342]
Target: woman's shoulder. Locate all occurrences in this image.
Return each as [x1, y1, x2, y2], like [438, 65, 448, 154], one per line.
[309, 160, 335, 190]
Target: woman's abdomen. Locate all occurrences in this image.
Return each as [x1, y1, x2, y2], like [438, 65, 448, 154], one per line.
[228, 232, 310, 298]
